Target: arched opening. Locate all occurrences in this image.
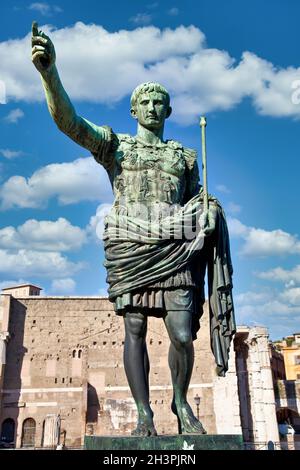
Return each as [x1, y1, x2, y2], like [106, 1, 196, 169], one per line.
[78, 350, 82, 359]
[21, 418, 36, 448]
[0, 418, 15, 446]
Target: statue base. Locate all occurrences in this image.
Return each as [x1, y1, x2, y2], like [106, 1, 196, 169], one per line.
[84, 434, 243, 450]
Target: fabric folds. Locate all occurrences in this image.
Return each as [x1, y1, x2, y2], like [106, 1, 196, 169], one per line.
[103, 192, 236, 376]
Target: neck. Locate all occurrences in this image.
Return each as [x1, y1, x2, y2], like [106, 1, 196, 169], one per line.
[136, 124, 164, 144]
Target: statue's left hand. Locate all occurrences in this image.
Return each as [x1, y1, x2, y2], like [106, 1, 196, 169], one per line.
[199, 204, 217, 236]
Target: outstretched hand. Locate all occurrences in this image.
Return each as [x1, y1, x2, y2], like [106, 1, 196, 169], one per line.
[31, 21, 56, 73]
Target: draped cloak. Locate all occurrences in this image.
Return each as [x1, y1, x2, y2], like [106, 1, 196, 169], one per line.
[103, 191, 236, 377]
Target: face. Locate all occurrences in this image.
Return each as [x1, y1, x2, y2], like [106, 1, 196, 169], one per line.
[131, 91, 171, 130]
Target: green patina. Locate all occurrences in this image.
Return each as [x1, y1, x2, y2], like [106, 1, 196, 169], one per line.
[32, 21, 236, 437]
[84, 434, 244, 450]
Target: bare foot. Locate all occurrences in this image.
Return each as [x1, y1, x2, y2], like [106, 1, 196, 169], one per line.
[131, 422, 157, 437]
[131, 407, 157, 436]
[172, 400, 207, 434]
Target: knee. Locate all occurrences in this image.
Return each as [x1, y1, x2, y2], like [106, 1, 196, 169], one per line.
[124, 314, 147, 339]
[171, 331, 192, 349]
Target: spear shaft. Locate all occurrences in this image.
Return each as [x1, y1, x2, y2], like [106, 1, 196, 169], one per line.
[200, 116, 208, 212]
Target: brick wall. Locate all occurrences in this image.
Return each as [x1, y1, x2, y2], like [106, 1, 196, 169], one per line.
[1, 296, 219, 447]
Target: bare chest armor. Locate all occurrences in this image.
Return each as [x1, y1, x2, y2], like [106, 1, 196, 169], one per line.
[112, 137, 187, 205]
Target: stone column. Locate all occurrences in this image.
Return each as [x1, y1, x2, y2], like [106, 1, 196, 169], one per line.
[0, 293, 12, 408]
[0, 331, 10, 413]
[0, 332, 10, 366]
[235, 332, 253, 444]
[213, 341, 242, 435]
[246, 327, 280, 448]
[43, 414, 61, 448]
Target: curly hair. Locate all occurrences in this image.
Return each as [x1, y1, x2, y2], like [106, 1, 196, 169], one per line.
[130, 82, 170, 109]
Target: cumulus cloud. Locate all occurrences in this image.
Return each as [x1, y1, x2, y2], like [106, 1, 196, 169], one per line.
[0, 249, 83, 278]
[0, 157, 112, 210]
[241, 228, 300, 256]
[0, 149, 24, 159]
[0, 218, 87, 280]
[1, 23, 300, 123]
[280, 287, 300, 306]
[0, 79, 6, 104]
[0, 279, 29, 291]
[0, 217, 86, 251]
[234, 286, 300, 338]
[28, 2, 62, 16]
[129, 13, 153, 25]
[235, 290, 273, 305]
[4, 108, 24, 124]
[87, 203, 112, 242]
[50, 278, 76, 294]
[258, 265, 300, 284]
[227, 217, 248, 238]
[228, 217, 300, 256]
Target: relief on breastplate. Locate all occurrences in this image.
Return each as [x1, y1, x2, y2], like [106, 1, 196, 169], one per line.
[113, 139, 186, 205]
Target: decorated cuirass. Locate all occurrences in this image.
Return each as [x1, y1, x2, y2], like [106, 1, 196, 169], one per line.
[110, 135, 198, 207]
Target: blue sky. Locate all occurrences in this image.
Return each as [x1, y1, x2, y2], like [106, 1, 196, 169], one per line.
[1, 0, 300, 339]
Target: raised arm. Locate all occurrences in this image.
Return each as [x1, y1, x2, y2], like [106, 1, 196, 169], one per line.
[31, 21, 108, 153]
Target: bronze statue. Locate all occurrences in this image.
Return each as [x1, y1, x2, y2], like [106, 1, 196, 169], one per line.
[32, 21, 236, 437]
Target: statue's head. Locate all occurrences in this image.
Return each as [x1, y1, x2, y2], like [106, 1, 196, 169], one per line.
[130, 82, 172, 130]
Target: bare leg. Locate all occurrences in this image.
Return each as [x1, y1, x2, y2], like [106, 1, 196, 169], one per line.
[164, 310, 206, 434]
[123, 311, 157, 436]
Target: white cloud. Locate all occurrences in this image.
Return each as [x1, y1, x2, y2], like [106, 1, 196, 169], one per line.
[0, 157, 112, 210]
[228, 217, 300, 256]
[0, 149, 24, 159]
[28, 3, 62, 16]
[50, 278, 76, 294]
[280, 287, 300, 306]
[0, 217, 86, 251]
[0, 79, 6, 104]
[227, 217, 248, 238]
[235, 290, 273, 305]
[4, 108, 24, 123]
[0, 279, 29, 291]
[227, 202, 241, 215]
[168, 7, 179, 16]
[2, 23, 300, 123]
[130, 13, 153, 25]
[0, 249, 83, 278]
[147, 2, 158, 9]
[242, 228, 300, 256]
[87, 203, 112, 242]
[216, 184, 231, 194]
[234, 287, 300, 339]
[258, 265, 300, 284]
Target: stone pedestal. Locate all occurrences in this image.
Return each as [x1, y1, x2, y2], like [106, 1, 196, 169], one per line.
[84, 434, 243, 450]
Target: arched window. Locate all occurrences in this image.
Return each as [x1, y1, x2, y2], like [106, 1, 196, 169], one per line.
[1, 418, 15, 445]
[21, 418, 36, 448]
[78, 350, 82, 359]
[72, 350, 76, 358]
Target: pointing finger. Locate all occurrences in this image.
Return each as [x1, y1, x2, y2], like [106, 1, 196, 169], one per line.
[32, 21, 39, 37]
